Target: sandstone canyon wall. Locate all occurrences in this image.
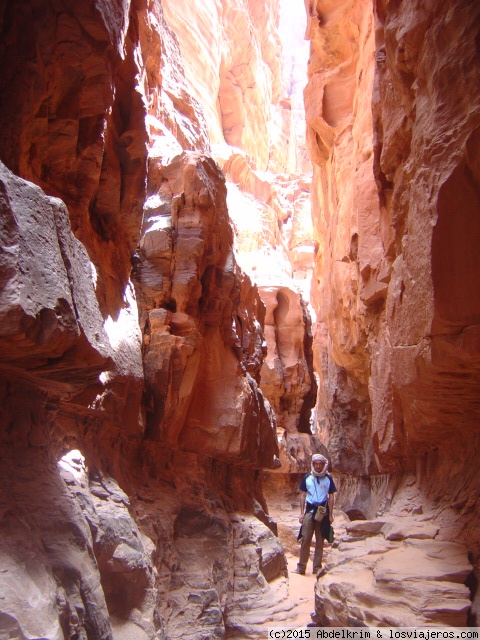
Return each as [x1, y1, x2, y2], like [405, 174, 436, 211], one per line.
[1, 0, 480, 635]
[157, 0, 321, 473]
[305, 0, 480, 625]
[0, 1, 304, 638]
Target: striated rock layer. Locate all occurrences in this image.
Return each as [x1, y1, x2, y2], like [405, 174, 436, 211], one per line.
[313, 503, 472, 628]
[306, 0, 480, 625]
[0, 151, 283, 639]
[0, 0, 296, 638]
[160, 0, 281, 171]
[4, 0, 479, 632]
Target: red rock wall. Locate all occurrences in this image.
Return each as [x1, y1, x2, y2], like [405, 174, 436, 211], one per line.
[305, 0, 480, 624]
[0, 0, 286, 637]
[5, 0, 479, 632]
[307, 0, 480, 558]
[160, 0, 281, 170]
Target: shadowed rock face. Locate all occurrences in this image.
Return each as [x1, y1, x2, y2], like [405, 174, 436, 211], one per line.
[0, 0, 149, 317]
[0, 151, 282, 638]
[0, 0, 286, 637]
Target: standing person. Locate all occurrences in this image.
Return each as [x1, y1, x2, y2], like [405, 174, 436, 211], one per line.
[293, 453, 336, 576]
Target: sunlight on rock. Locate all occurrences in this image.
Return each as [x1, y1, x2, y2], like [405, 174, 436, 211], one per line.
[58, 449, 86, 482]
[103, 282, 142, 352]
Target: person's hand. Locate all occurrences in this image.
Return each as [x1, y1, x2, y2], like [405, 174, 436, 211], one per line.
[329, 512, 334, 523]
[299, 514, 304, 524]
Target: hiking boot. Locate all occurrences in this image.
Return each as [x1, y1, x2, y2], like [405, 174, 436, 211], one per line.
[292, 567, 305, 575]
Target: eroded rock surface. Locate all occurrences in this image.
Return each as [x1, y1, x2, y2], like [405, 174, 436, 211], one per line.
[313, 499, 472, 628]
[0, 149, 286, 638]
[134, 151, 277, 467]
[1, 0, 479, 633]
[0, 0, 289, 636]
[305, 0, 480, 625]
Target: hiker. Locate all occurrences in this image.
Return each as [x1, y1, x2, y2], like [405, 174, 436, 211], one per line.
[293, 453, 336, 576]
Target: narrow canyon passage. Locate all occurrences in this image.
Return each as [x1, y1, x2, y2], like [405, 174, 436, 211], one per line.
[0, 0, 479, 638]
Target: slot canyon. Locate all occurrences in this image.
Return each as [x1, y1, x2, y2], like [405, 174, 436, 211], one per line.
[0, 0, 479, 637]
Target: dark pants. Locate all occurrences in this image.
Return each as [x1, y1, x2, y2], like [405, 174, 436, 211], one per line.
[297, 510, 324, 574]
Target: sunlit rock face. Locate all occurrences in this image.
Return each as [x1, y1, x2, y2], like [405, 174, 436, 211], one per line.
[306, 0, 480, 625]
[305, 0, 378, 477]
[152, 0, 319, 472]
[133, 150, 277, 467]
[225, 169, 320, 477]
[161, 0, 281, 171]
[260, 286, 316, 435]
[179, 0, 321, 477]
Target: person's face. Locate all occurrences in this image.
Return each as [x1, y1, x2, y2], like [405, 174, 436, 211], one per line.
[313, 460, 324, 471]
